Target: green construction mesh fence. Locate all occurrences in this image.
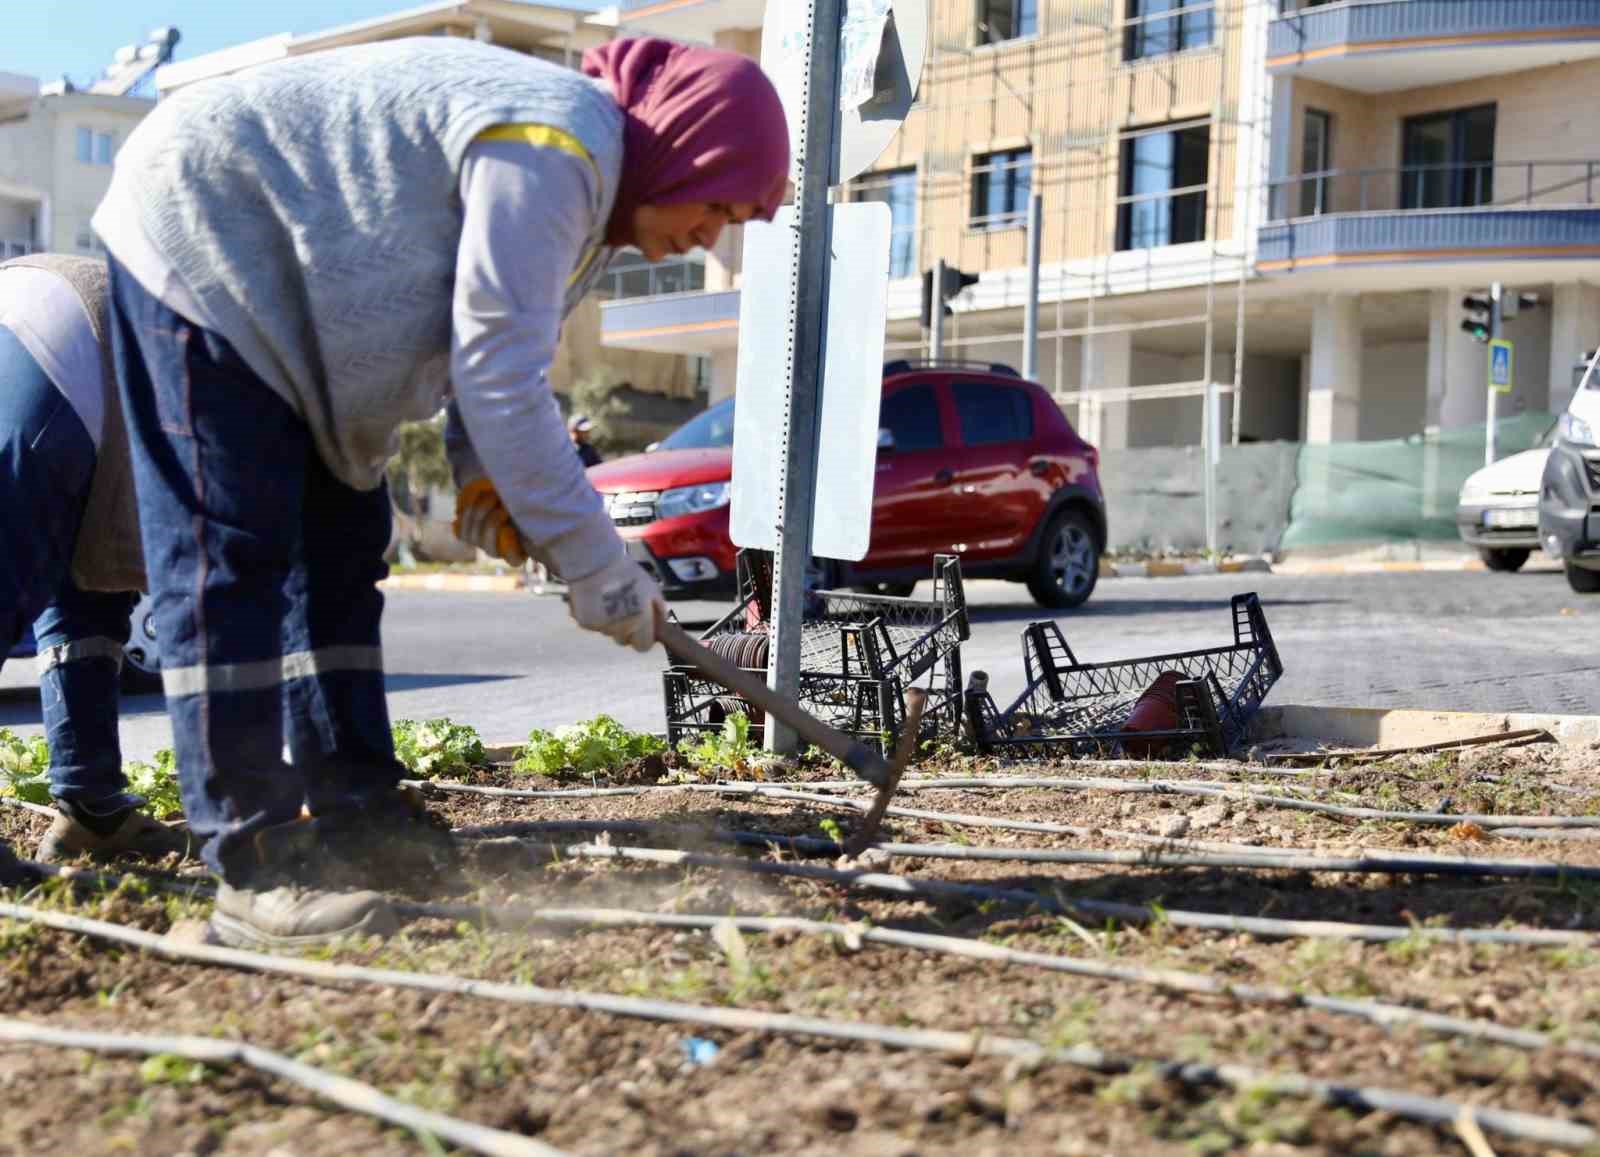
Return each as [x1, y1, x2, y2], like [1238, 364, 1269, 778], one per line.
[1279, 412, 1557, 549]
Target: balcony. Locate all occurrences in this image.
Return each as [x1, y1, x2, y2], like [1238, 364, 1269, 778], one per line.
[615, 0, 766, 40]
[600, 288, 741, 355]
[1267, 1, 1600, 92]
[1258, 158, 1600, 273]
[594, 252, 707, 301]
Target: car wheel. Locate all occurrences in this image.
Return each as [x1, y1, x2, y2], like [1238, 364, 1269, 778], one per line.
[1027, 509, 1100, 609]
[120, 595, 162, 696]
[1565, 561, 1600, 594]
[1479, 547, 1530, 573]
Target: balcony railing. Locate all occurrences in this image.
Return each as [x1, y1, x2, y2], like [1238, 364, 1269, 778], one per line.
[1267, 159, 1600, 220]
[0, 240, 31, 259]
[594, 252, 707, 300]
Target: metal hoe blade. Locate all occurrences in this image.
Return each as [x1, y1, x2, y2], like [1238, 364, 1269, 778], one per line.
[656, 618, 913, 848]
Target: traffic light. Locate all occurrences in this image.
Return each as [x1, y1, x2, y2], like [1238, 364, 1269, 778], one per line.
[920, 265, 981, 327]
[1501, 290, 1540, 320]
[1461, 293, 1492, 343]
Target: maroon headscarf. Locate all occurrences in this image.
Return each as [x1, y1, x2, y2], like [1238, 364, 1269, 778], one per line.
[583, 38, 790, 246]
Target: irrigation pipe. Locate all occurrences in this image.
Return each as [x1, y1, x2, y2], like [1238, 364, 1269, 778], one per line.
[0, 903, 1591, 1150]
[458, 819, 1600, 882]
[414, 778, 1599, 832]
[396, 902, 1600, 1062]
[0, 795, 59, 819]
[0, 1016, 564, 1157]
[489, 841, 1600, 947]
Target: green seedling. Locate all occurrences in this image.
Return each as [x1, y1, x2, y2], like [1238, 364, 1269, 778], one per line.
[818, 817, 844, 845]
[0, 728, 51, 805]
[122, 749, 183, 819]
[518, 715, 663, 778]
[675, 712, 760, 776]
[392, 718, 487, 778]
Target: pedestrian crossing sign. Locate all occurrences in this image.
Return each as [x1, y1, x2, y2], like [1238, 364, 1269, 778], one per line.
[1489, 339, 1514, 394]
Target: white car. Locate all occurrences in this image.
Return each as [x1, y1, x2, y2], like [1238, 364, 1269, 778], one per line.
[1456, 434, 1554, 572]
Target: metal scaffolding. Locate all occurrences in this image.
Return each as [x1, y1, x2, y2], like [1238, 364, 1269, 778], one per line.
[848, 0, 1272, 458]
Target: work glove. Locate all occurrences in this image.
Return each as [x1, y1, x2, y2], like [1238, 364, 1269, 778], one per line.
[567, 553, 665, 653]
[453, 479, 530, 566]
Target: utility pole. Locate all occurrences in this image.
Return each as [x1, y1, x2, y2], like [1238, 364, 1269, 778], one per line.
[1486, 281, 1503, 468]
[929, 257, 945, 360]
[764, 0, 842, 754]
[1022, 190, 1042, 380]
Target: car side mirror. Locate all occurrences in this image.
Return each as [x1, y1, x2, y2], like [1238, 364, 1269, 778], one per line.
[877, 428, 896, 453]
[644, 441, 660, 453]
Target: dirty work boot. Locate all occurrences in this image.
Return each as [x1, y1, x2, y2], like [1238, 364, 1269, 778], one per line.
[35, 801, 194, 865]
[207, 818, 400, 951]
[210, 877, 399, 951]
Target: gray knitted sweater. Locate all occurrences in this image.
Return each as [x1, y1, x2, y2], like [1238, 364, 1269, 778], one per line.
[93, 38, 622, 497]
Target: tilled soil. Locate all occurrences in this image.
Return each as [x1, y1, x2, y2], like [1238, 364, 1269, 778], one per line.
[2, 741, 1599, 1156]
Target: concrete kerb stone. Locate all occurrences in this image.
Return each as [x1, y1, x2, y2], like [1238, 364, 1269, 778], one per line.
[1251, 706, 1600, 750]
[379, 572, 525, 594]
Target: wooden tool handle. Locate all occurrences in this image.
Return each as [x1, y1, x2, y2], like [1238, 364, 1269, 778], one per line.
[657, 618, 895, 789]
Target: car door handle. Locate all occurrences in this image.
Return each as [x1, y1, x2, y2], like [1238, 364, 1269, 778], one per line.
[935, 468, 955, 485]
[1029, 460, 1051, 477]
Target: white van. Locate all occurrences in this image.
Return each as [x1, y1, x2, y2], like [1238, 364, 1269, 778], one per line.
[1537, 349, 1600, 593]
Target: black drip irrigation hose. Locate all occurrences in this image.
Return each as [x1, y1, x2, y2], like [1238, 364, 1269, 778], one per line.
[0, 902, 1593, 1151]
[455, 818, 1600, 881]
[472, 840, 1600, 948]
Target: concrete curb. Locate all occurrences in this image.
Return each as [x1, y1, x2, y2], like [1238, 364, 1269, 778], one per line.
[379, 573, 524, 593]
[1271, 558, 1487, 577]
[1101, 558, 1271, 579]
[1251, 705, 1600, 749]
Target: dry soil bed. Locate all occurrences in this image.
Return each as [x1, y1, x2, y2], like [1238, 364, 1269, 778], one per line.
[2, 741, 1599, 1156]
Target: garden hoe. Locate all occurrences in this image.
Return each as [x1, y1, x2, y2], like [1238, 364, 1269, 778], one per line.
[655, 616, 924, 855]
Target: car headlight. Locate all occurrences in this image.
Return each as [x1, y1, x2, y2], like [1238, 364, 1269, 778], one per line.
[1560, 411, 1596, 447]
[656, 481, 731, 520]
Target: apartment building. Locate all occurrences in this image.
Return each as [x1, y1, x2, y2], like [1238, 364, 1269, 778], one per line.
[602, 0, 1600, 451]
[0, 73, 153, 260]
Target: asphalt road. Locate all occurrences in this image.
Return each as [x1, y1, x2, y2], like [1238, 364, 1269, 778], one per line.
[3, 563, 1596, 763]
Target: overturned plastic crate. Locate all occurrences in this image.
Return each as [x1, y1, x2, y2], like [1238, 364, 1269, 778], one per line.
[663, 552, 970, 752]
[965, 592, 1281, 759]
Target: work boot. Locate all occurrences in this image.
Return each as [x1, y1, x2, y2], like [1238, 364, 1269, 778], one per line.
[35, 802, 194, 865]
[210, 878, 399, 951]
[206, 817, 399, 951]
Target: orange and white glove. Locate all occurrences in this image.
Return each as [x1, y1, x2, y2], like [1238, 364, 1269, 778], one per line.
[567, 554, 665, 653]
[452, 479, 530, 566]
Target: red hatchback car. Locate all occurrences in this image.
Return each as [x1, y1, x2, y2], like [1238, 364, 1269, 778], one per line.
[587, 360, 1107, 608]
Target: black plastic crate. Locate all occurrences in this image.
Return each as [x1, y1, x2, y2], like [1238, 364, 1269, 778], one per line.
[663, 552, 970, 752]
[964, 592, 1281, 759]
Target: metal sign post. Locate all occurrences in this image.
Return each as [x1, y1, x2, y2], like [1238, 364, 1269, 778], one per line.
[1022, 190, 1042, 381]
[763, 0, 843, 755]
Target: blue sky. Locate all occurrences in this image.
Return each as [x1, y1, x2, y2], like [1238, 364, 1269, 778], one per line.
[7, 1, 601, 88]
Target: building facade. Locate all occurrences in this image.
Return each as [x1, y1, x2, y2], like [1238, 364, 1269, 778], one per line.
[0, 74, 153, 260]
[601, 0, 1600, 451]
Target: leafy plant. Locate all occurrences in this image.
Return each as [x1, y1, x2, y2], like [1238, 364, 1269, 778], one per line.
[392, 718, 487, 779]
[0, 728, 51, 805]
[123, 749, 183, 819]
[676, 713, 760, 777]
[818, 817, 844, 845]
[516, 715, 664, 778]
[139, 1054, 210, 1086]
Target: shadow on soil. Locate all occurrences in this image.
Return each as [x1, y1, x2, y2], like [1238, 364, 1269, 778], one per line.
[461, 805, 1600, 937]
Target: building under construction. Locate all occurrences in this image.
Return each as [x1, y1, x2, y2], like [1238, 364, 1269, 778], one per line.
[603, 0, 1600, 453]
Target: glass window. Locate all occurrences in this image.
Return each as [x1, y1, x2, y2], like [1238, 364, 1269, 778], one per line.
[970, 148, 1032, 230]
[1117, 124, 1209, 250]
[1402, 104, 1496, 209]
[880, 385, 944, 451]
[1299, 109, 1331, 217]
[658, 397, 736, 450]
[976, 0, 1037, 44]
[75, 127, 93, 163]
[953, 382, 1034, 445]
[853, 167, 918, 279]
[1124, 0, 1214, 62]
[93, 132, 114, 165]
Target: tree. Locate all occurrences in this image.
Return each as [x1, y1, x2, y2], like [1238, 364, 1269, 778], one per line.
[567, 369, 631, 455]
[387, 413, 452, 524]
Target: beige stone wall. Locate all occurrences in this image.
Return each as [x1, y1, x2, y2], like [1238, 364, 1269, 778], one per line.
[552, 298, 700, 399]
